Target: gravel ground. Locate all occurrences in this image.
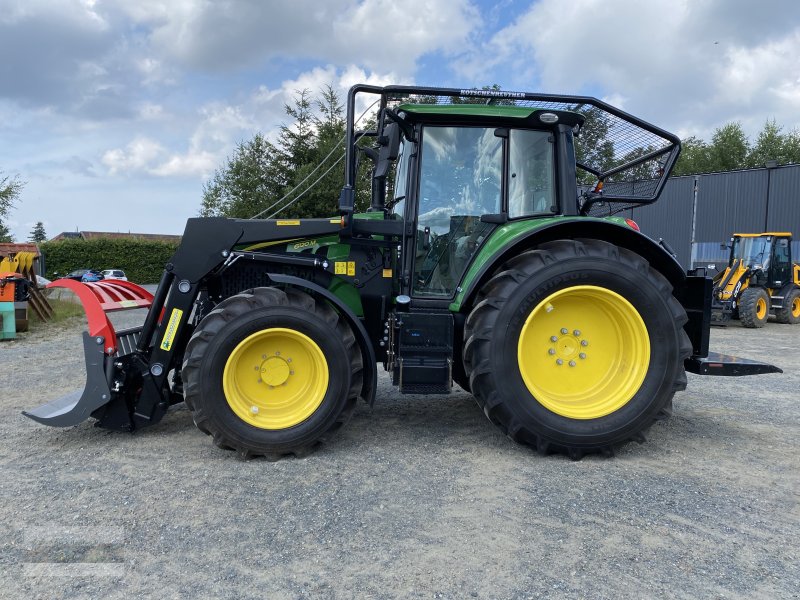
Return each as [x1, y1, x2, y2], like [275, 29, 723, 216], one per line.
[0, 306, 798, 599]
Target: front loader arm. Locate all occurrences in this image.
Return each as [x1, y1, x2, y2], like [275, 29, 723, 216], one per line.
[23, 215, 350, 431]
[22, 220, 236, 431]
[23, 271, 199, 431]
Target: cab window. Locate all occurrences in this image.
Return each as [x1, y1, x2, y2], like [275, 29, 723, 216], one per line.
[508, 129, 556, 217]
[413, 126, 501, 297]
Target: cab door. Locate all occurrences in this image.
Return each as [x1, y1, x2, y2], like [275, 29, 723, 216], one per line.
[411, 125, 502, 298]
[770, 237, 792, 287]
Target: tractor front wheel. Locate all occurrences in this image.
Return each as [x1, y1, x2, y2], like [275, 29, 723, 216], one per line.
[739, 287, 770, 328]
[774, 287, 800, 324]
[463, 239, 692, 459]
[182, 287, 362, 458]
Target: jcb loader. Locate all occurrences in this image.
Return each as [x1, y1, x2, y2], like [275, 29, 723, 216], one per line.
[25, 85, 781, 459]
[712, 232, 800, 327]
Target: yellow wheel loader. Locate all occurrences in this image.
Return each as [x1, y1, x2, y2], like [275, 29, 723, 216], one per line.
[712, 233, 800, 327]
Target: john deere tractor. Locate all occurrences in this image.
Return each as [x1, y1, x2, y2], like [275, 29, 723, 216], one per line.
[712, 232, 800, 327]
[24, 85, 780, 459]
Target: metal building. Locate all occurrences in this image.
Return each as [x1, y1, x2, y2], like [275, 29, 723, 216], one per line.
[630, 163, 800, 269]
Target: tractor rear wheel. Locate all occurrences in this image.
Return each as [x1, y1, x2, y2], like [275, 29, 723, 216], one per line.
[774, 287, 800, 324]
[182, 287, 362, 458]
[463, 239, 692, 459]
[739, 287, 770, 328]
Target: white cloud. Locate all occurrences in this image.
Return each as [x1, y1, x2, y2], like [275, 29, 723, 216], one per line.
[454, 0, 800, 138]
[115, 0, 477, 78]
[101, 134, 216, 179]
[332, 0, 480, 75]
[716, 32, 800, 110]
[138, 102, 165, 120]
[101, 136, 165, 175]
[100, 96, 260, 179]
[150, 151, 216, 177]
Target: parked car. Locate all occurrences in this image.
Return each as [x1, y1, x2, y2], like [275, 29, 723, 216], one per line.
[63, 269, 98, 281]
[101, 269, 127, 281]
[81, 270, 104, 282]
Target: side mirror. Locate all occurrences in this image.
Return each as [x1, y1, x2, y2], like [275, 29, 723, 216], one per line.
[374, 122, 401, 179]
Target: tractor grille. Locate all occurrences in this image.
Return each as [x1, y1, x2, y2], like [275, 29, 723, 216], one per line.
[114, 327, 142, 357]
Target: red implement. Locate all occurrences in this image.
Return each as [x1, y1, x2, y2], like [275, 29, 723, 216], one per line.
[47, 279, 154, 353]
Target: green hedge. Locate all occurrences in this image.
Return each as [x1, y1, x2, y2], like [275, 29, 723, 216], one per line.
[40, 238, 180, 284]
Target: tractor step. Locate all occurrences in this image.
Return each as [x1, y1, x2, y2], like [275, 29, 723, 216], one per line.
[393, 311, 453, 394]
[685, 352, 783, 376]
[397, 357, 452, 394]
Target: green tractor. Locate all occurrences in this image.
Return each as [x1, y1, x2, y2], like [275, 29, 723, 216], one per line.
[25, 85, 780, 459]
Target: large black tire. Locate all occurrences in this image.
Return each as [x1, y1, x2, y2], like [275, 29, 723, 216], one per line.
[739, 287, 770, 328]
[182, 287, 362, 459]
[774, 287, 800, 324]
[463, 239, 692, 459]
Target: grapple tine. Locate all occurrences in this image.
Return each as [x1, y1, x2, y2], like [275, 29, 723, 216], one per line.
[23, 332, 112, 427]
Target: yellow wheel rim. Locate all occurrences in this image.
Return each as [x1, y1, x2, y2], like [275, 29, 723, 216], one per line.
[756, 297, 768, 319]
[223, 328, 329, 429]
[792, 296, 800, 318]
[517, 285, 650, 420]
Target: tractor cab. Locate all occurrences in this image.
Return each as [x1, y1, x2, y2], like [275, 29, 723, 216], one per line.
[384, 105, 581, 299]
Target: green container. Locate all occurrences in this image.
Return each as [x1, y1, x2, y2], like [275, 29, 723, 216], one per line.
[0, 301, 15, 340]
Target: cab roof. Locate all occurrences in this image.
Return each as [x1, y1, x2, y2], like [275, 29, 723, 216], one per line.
[397, 103, 584, 128]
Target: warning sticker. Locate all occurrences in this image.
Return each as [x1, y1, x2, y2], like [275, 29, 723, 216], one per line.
[347, 261, 356, 276]
[382, 269, 392, 278]
[335, 262, 347, 275]
[276, 220, 300, 226]
[160, 308, 184, 351]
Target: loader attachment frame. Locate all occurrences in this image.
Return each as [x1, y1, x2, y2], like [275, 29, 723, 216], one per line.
[45, 278, 154, 353]
[22, 279, 155, 428]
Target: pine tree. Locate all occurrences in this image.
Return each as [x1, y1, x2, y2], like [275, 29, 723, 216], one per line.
[29, 221, 47, 243]
[0, 172, 23, 242]
[200, 87, 352, 220]
[0, 221, 12, 243]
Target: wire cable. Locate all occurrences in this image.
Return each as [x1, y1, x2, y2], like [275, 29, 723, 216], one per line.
[249, 98, 380, 219]
[265, 154, 345, 218]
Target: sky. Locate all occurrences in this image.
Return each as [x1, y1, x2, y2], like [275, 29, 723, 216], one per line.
[1, 0, 799, 241]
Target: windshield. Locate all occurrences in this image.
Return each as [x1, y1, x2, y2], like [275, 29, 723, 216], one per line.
[732, 237, 771, 269]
